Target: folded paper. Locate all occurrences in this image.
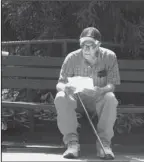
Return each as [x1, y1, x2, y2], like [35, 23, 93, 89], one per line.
[68, 76, 94, 94]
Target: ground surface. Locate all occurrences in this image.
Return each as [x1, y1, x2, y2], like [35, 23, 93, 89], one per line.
[2, 145, 144, 162]
[2, 120, 144, 161]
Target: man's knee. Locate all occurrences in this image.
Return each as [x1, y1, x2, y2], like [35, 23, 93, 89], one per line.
[54, 91, 77, 111]
[104, 92, 118, 106]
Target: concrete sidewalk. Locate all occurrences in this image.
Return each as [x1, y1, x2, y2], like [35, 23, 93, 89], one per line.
[2, 144, 144, 162]
[2, 120, 144, 161]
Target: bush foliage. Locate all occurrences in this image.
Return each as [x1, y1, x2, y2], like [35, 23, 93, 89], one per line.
[2, 1, 144, 58]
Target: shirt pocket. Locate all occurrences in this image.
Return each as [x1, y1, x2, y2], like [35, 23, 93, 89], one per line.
[97, 69, 107, 78]
[94, 68, 107, 87]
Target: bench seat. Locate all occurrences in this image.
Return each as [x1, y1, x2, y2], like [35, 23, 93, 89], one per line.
[2, 101, 144, 113]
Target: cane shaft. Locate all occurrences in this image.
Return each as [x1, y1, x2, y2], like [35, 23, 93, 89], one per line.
[77, 93, 107, 155]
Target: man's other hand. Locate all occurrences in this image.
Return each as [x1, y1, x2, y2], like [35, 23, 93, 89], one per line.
[94, 86, 105, 100]
[80, 86, 104, 99]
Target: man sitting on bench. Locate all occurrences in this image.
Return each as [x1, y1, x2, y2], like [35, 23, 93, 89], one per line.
[54, 27, 120, 159]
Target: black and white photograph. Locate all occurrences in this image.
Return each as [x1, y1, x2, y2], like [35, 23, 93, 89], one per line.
[1, 0, 144, 161]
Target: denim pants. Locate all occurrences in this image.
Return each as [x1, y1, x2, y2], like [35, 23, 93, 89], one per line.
[54, 91, 118, 145]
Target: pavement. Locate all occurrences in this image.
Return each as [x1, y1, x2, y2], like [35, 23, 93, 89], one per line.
[2, 143, 144, 162]
[2, 120, 144, 161]
[3, 152, 144, 162]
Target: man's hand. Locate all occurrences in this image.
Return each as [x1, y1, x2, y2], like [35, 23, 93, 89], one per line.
[94, 86, 104, 97]
[64, 83, 76, 95]
[80, 86, 104, 99]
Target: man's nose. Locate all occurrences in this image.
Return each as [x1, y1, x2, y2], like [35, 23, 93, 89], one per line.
[84, 47, 91, 51]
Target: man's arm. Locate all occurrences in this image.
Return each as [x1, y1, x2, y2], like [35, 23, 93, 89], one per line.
[98, 53, 120, 94]
[100, 83, 115, 93]
[56, 82, 66, 92]
[56, 54, 74, 92]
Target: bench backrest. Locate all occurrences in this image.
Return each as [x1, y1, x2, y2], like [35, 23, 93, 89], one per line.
[2, 56, 144, 93]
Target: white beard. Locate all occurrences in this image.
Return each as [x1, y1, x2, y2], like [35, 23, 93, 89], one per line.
[85, 55, 97, 65]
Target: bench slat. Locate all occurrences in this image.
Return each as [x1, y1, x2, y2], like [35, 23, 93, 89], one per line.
[2, 101, 56, 111]
[120, 71, 144, 81]
[2, 56, 144, 70]
[2, 66, 144, 81]
[116, 83, 144, 92]
[2, 67, 60, 78]
[2, 56, 63, 67]
[2, 78, 57, 90]
[119, 108, 144, 113]
[2, 78, 144, 92]
[118, 60, 144, 70]
[2, 101, 144, 113]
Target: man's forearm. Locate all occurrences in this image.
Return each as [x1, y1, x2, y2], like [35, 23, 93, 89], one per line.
[56, 82, 66, 92]
[101, 84, 115, 94]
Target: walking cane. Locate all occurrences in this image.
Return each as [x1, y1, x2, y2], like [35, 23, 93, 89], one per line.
[77, 93, 112, 160]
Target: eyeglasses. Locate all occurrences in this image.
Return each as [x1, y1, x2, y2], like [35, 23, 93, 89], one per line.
[80, 42, 100, 50]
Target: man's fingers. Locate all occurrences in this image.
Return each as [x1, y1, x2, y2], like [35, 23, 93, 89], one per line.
[82, 88, 95, 93]
[71, 87, 76, 91]
[81, 89, 96, 97]
[65, 86, 76, 95]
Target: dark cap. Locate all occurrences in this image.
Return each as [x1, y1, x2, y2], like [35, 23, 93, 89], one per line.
[80, 27, 101, 42]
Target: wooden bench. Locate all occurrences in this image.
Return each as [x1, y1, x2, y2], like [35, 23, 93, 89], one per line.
[2, 55, 144, 132]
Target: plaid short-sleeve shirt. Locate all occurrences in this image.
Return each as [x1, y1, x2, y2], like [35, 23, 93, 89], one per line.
[58, 47, 120, 87]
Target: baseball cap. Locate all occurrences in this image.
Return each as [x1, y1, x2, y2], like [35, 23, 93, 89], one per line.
[80, 27, 101, 45]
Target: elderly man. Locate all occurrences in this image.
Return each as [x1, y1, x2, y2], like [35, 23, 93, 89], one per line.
[54, 27, 120, 159]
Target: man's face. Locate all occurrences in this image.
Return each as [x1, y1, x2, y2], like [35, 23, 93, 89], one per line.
[80, 40, 101, 62]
